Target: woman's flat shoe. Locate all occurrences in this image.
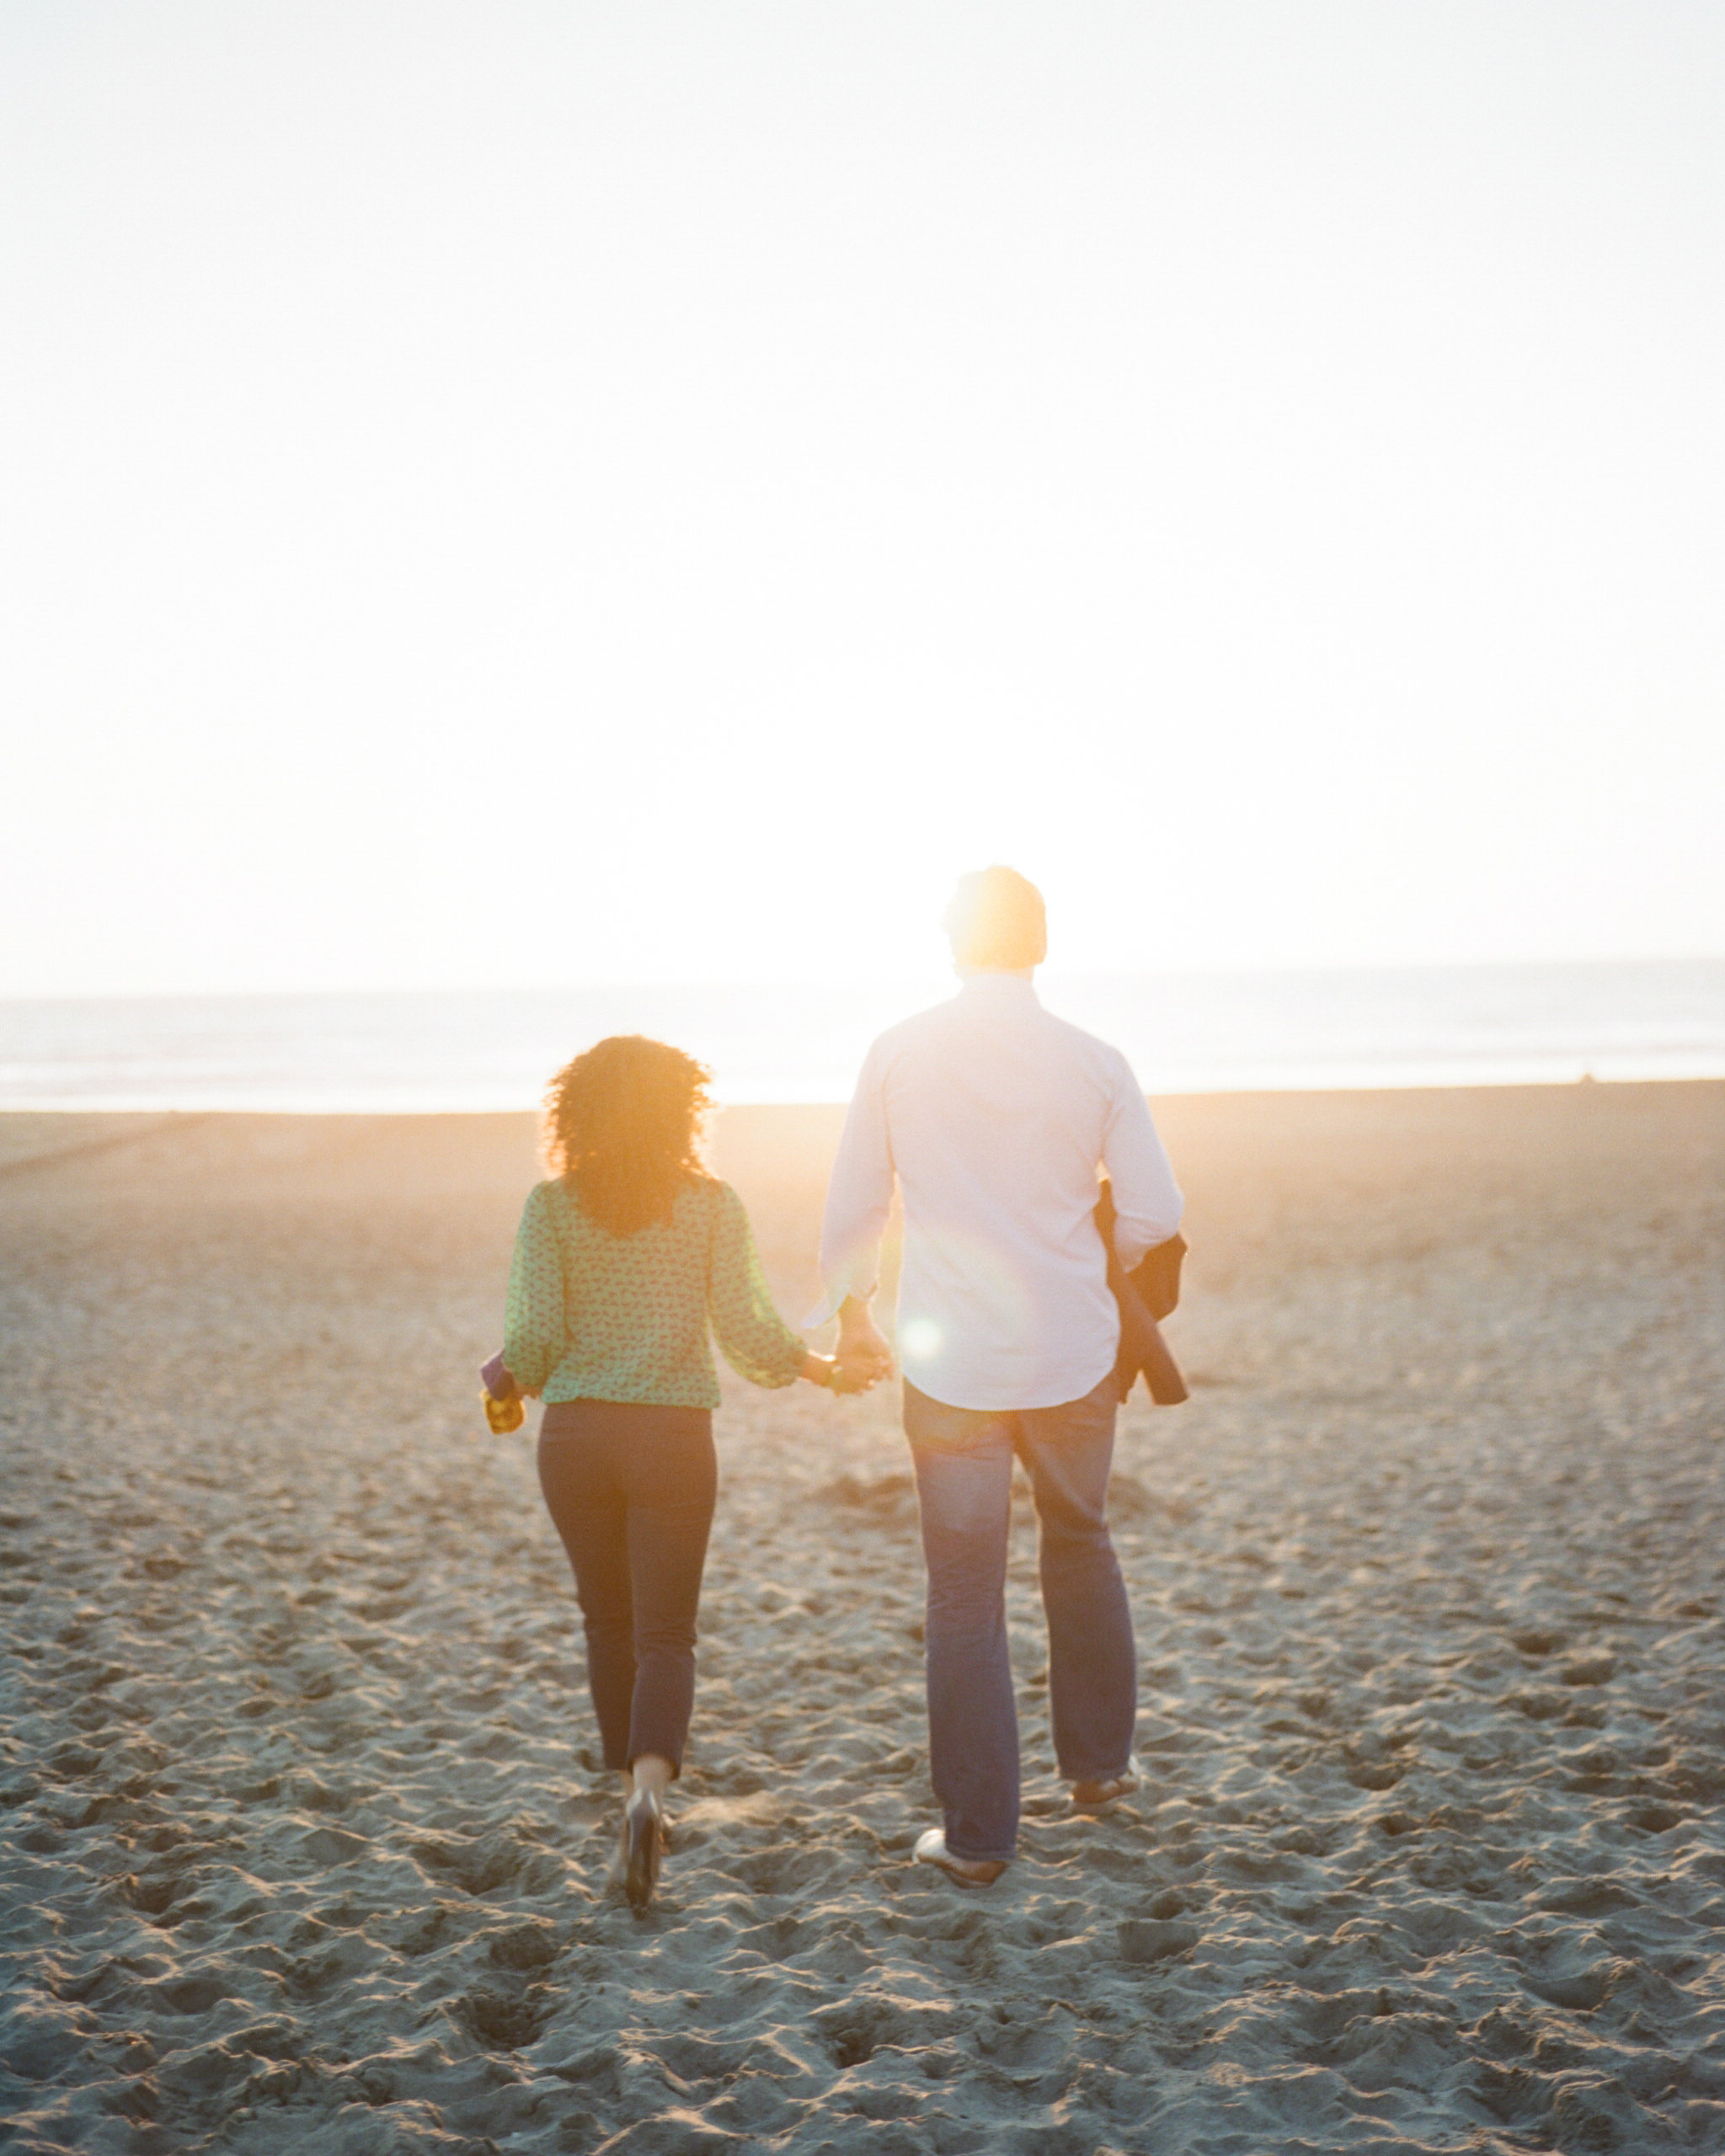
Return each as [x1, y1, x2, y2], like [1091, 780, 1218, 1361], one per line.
[622, 1789, 663, 1913]
[1070, 1758, 1141, 1814]
[913, 1827, 1007, 1887]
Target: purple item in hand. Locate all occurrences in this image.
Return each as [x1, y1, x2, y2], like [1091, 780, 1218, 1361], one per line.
[481, 1352, 517, 1401]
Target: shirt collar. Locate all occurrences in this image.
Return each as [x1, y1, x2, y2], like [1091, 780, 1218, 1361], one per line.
[960, 970, 1039, 1001]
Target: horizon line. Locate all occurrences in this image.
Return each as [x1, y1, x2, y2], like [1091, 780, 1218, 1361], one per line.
[3, 951, 1723, 1008]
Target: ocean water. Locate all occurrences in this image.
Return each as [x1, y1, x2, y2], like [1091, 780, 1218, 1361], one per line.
[1, 960, 1721, 1114]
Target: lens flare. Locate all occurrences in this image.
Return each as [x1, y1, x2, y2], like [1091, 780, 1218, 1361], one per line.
[899, 1317, 944, 1368]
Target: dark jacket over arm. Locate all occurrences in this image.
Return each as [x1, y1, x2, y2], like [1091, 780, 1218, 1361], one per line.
[1096, 1178, 1189, 1406]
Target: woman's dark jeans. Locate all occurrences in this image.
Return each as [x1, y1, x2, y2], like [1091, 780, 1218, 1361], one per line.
[537, 1401, 716, 1776]
[904, 1374, 1136, 1863]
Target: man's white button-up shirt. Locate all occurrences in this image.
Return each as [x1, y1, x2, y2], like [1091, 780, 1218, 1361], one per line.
[809, 972, 1184, 1412]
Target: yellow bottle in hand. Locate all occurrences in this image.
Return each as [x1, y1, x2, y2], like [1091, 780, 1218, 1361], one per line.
[483, 1390, 526, 1434]
[480, 1353, 526, 1434]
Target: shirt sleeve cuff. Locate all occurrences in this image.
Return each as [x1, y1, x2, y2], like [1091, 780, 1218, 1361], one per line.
[803, 1271, 879, 1329]
[1113, 1209, 1184, 1273]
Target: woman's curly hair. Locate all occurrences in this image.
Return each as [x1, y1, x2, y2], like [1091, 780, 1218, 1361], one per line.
[543, 1035, 713, 1235]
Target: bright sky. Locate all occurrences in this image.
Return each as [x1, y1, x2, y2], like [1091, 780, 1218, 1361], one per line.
[3, 3, 1721, 997]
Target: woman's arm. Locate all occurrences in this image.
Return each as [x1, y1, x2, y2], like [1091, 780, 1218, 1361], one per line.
[707, 1182, 831, 1390]
[502, 1182, 568, 1398]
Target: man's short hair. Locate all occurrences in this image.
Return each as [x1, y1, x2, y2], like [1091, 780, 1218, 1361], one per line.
[943, 867, 1048, 971]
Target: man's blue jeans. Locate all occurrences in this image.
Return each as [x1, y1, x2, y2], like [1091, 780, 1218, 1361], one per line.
[903, 1373, 1137, 1864]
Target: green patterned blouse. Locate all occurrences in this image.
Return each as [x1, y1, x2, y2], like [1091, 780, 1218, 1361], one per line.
[503, 1174, 807, 1409]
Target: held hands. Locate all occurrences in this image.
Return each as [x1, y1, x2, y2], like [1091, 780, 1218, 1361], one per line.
[836, 1297, 895, 1391]
[800, 1299, 895, 1397]
[801, 1353, 878, 1395]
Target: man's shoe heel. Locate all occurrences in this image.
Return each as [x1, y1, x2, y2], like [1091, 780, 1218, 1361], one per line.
[1070, 1756, 1141, 1814]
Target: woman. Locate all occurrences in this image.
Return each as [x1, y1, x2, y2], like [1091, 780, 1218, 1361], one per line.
[493, 1034, 862, 1913]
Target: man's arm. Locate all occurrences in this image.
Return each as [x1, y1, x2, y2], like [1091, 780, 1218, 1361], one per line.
[835, 1294, 894, 1385]
[1102, 1056, 1184, 1270]
[806, 1042, 897, 1379]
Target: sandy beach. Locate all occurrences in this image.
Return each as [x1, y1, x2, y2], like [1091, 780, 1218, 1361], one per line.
[1, 1082, 1722, 2154]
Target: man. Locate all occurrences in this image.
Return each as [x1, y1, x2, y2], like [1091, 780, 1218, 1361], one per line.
[810, 867, 1184, 1886]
